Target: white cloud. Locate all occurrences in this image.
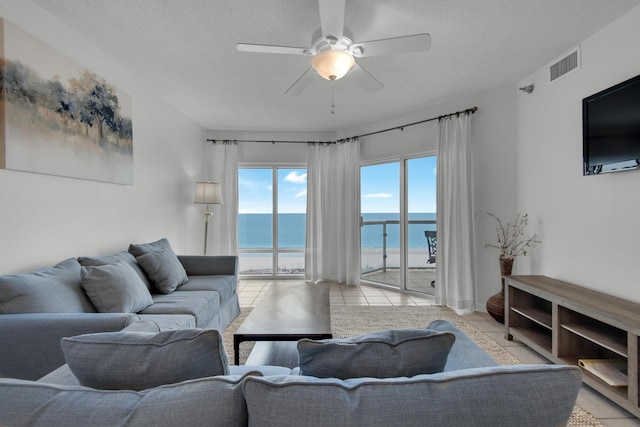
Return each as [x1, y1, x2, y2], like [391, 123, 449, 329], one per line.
[284, 171, 307, 184]
[238, 178, 261, 191]
[364, 193, 393, 199]
[295, 190, 307, 198]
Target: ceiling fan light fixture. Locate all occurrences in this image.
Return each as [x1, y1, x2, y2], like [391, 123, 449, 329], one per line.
[311, 49, 355, 80]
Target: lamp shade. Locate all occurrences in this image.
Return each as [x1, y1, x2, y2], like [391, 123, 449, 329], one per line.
[194, 182, 223, 205]
[311, 49, 355, 80]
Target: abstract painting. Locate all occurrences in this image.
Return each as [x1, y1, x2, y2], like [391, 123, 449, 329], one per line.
[0, 18, 133, 184]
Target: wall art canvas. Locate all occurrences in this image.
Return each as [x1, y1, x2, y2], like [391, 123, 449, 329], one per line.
[0, 18, 133, 184]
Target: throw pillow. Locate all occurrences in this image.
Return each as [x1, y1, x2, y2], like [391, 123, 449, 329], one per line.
[78, 251, 152, 291]
[0, 258, 96, 314]
[80, 261, 154, 313]
[135, 247, 188, 294]
[128, 237, 172, 258]
[61, 328, 230, 391]
[297, 329, 455, 379]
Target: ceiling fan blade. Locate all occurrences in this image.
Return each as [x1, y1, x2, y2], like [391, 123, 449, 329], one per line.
[352, 33, 431, 57]
[285, 67, 316, 95]
[350, 62, 383, 93]
[318, 0, 345, 40]
[237, 43, 308, 56]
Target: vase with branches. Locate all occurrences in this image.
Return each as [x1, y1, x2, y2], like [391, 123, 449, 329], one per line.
[485, 212, 540, 323]
[485, 212, 540, 259]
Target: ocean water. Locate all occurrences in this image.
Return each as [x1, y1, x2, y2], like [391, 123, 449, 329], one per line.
[238, 213, 436, 249]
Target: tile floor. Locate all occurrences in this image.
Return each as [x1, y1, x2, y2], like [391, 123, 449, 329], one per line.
[361, 268, 436, 296]
[238, 279, 640, 426]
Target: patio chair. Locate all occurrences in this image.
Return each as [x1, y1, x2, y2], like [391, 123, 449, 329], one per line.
[424, 230, 436, 287]
[424, 230, 437, 264]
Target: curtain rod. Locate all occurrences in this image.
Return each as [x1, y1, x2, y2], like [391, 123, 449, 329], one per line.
[207, 106, 477, 145]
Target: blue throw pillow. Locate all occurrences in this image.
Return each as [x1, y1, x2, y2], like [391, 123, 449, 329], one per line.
[128, 238, 188, 294]
[61, 329, 230, 391]
[128, 237, 172, 258]
[78, 251, 152, 291]
[297, 329, 455, 379]
[135, 247, 188, 294]
[80, 261, 154, 313]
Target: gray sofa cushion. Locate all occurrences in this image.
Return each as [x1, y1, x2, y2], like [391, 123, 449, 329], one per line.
[140, 291, 220, 327]
[243, 365, 583, 427]
[61, 329, 230, 390]
[80, 261, 154, 313]
[297, 329, 455, 379]
[78, 251, 153, 291]
[136, 247, 188, 294]
[427, 319, 499, 371]
[178, 275, 236, 303]
[0, 374, 251, 427]
[136, 313, 197, 330]
[0, 258, 96, 314]
[0, 313, 140, 381]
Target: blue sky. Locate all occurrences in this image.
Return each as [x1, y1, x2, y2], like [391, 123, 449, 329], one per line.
[238, 168, 307, 213]
[238, 157, 436, 214]
[361, 157, 437, 213]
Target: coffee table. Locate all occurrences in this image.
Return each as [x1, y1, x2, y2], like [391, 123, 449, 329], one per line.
[233, 283, 332, 366]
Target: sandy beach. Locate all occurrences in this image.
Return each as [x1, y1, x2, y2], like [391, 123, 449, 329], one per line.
[238, 247, 431, 275]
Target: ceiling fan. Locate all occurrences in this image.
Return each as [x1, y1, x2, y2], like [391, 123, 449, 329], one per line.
[236, 0, 431, 95]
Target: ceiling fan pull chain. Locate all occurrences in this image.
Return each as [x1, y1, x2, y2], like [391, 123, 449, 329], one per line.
[331, 81, 335, 115]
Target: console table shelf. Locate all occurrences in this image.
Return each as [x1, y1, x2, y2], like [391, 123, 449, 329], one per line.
[561, 323, 627, 357]
[511, 306, 552, 330]
[505, 275, 640, 417]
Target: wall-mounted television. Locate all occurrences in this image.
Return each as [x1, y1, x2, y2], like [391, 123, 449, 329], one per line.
[583, 73, 640, 175]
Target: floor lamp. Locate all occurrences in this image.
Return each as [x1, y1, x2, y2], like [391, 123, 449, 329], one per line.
[194, 181, 223, 255]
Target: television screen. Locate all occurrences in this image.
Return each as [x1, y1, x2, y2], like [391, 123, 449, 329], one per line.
[583, 73, 640, 175]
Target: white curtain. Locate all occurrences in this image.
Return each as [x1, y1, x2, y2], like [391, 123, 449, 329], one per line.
[305, 139, 360, 285]
[208, 141, 238, 255]
[435, 113, 476, 310]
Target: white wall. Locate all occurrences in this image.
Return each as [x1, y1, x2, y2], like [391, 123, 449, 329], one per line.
[516, 5, 640, 302]
[0, 1, 206, 274]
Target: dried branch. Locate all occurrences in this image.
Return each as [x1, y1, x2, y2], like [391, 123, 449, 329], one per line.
[485, 212, 540, 258]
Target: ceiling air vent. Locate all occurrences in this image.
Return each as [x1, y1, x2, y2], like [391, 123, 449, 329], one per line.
[550, 47, 580, 82]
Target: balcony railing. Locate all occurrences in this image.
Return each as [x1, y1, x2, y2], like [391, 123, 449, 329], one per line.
[361, 218, 436, 273]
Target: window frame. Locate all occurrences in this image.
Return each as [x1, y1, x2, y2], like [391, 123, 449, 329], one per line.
[237, 163, 307, 279]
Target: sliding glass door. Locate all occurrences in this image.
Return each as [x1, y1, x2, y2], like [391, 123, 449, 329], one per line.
[360, 163, 401, 286]
[360, 156, 436, 295]
[406, 156, 437, 294]
[237, 167, 306, 277]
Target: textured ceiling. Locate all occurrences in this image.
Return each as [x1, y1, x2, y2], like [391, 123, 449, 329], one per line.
[33, 0, 640, 132]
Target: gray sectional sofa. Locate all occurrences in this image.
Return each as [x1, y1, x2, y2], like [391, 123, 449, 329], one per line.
[0, 319, 583, 427]
[0, 238, 240, 380]
[0, 239, 582, 426]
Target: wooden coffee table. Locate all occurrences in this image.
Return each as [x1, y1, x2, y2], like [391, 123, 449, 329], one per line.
[233, 283, 332, 366]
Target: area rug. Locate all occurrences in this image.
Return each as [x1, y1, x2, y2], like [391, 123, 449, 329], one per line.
[222, 305, 603, 427]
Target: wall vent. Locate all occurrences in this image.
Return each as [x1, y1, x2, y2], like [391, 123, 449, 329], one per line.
[549, 47, 580, 82]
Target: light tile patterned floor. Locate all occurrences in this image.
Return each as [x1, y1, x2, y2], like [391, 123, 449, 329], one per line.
[361, 268, 436, 296]
[237, 279, 640, 426]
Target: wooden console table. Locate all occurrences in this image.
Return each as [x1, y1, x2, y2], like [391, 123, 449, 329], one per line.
[505, 275, 640, 417]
